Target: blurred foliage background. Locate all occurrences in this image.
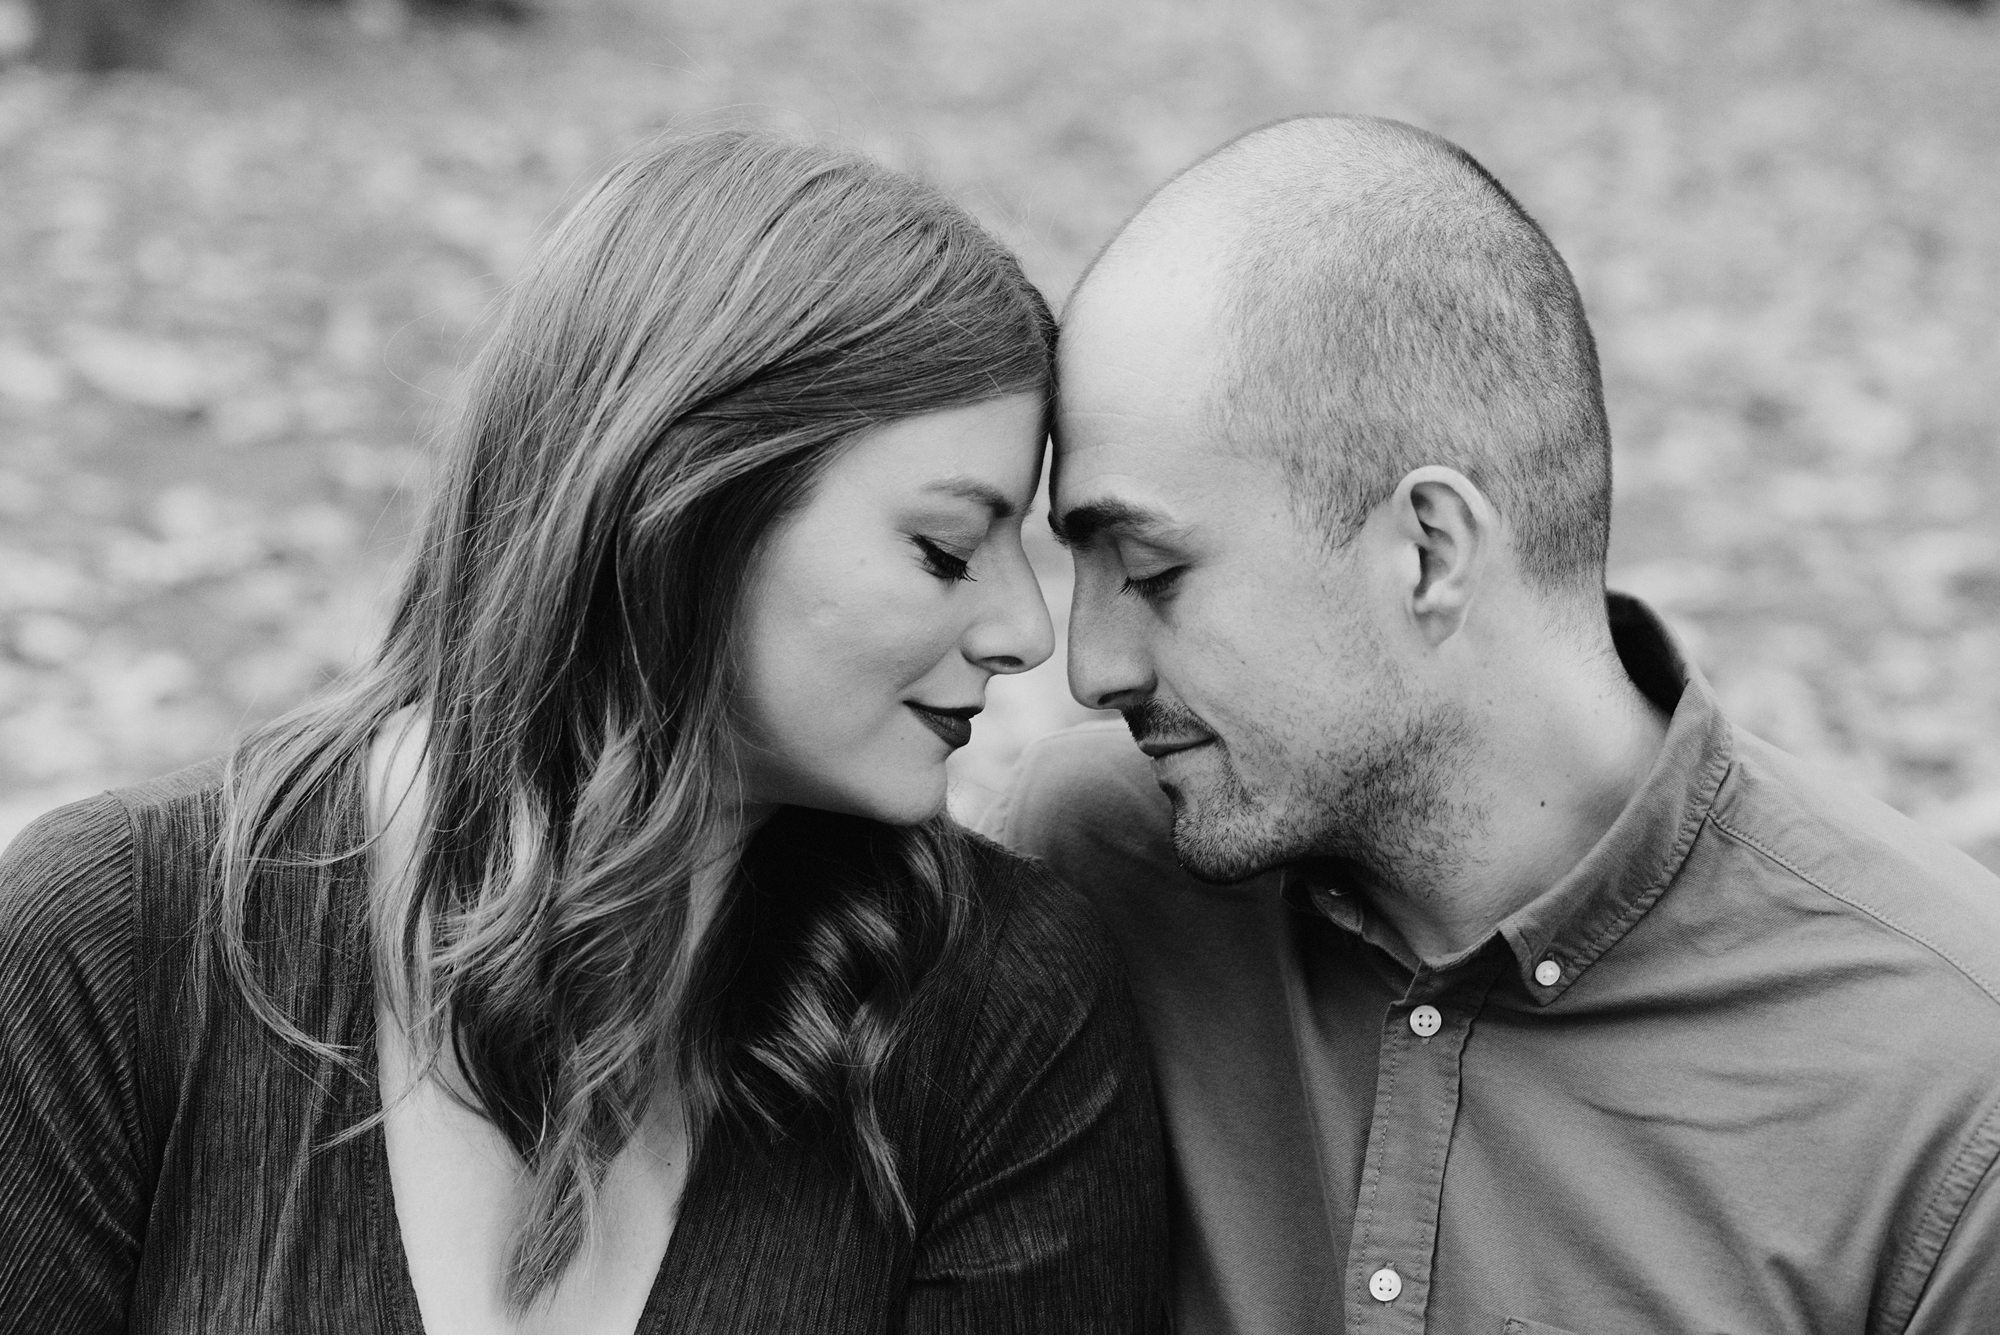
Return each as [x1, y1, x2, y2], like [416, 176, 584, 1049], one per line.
[0, 0, 1995, 869]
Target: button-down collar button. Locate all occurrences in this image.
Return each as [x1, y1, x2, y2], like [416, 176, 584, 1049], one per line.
[1409, 1004, 1442, 1037]
[1534, 958, 1563, 987]
[1368, 1267, 1403, 1302]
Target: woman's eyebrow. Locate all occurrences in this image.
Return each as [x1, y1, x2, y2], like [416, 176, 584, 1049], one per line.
[920, 477, 1018, 519]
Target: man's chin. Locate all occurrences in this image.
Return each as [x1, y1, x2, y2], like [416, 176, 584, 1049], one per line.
[1166, 803, 1285, 885]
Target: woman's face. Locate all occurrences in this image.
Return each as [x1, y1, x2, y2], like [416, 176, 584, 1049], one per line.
[734, 392, 1055, 824]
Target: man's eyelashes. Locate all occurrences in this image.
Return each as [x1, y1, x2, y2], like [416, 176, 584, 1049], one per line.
[1121, 568, 1182, 601]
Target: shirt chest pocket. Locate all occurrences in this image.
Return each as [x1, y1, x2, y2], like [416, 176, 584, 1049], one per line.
[1502, 1320, 1581, 1335]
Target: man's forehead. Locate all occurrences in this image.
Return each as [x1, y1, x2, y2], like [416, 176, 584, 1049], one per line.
[1063, 225, 1229, 378]
[1050, 404, 1280, 551]
[1052, 218, 1239, 501]
[1058, 301, 1220, 456]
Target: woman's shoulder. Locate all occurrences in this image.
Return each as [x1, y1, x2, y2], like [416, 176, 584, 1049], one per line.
[0, 762, 230, 1009]
[3, 760, 230, 866]
[0, 789, 140, 969]
[0, 770, 229, 1131]
[111, 757, 231, 851]
[893, 827, 1162, 1239]
[3, 759, 228, 916]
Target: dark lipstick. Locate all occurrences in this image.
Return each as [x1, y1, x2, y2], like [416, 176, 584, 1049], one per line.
[907, 703, 979, 749]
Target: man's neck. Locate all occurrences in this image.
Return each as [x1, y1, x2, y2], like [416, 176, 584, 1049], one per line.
[1368, 650, 1670, 968]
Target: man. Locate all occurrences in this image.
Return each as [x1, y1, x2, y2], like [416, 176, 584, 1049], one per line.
[987, 114, 2000, 1333]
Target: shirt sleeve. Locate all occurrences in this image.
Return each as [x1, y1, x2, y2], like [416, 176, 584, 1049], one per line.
[900, 859, 1170, 1333]
[0, 796, 147, 1335]
[1897, 1120, 2000, 1335]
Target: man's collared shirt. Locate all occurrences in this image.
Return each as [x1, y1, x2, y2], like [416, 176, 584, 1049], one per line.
[986, 595, 2000, 1334]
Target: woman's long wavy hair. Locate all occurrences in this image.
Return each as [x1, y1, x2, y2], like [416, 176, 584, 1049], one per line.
[208, 128, 1056, 1307]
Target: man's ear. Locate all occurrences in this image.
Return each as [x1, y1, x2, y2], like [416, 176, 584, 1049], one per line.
[1381, 466, 1496, 647]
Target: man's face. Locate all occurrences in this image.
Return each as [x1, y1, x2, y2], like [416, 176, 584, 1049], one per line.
[1053, 249, 1463, 884]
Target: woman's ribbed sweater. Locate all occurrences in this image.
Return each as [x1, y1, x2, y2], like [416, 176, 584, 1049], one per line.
[0, 762, 1168, 1333]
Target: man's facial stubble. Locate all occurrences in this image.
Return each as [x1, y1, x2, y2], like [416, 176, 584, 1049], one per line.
[1125, 678, 1478, 897]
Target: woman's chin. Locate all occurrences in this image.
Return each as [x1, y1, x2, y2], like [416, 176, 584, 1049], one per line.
[783, 770, 948, 827]
[859, 781, 949, 827]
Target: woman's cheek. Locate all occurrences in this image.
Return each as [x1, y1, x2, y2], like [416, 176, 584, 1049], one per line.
[877, 577, 969, 687]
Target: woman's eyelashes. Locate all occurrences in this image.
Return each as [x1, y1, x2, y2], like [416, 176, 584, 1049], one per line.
[912, 535, 976, 583]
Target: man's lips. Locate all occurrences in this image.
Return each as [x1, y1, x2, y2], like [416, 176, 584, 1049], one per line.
[1136, 735, 1214, 760]
[907, 702, 980, 750]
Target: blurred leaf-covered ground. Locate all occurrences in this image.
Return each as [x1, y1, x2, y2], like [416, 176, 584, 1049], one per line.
[0, 0, 1996, 868]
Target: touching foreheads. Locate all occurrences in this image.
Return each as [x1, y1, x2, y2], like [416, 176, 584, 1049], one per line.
[1074, 114, 1613, 599]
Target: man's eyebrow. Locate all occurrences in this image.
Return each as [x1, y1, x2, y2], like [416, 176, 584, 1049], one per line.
[1049, 498, 1180, 548]
[920, 477, 1019, 520]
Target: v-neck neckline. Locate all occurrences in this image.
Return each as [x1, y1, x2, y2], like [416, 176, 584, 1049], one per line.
[329, 767, 699, 1335]
[353, 974, 702, 1335]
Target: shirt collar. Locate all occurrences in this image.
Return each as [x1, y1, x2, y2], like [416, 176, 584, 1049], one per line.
[1291, 593, 1735, 1003]
[1496, 594, 1734, 1001]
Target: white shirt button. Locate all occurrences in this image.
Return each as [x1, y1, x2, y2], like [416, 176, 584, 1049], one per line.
[1534, 959, 1563, 987]
[1368, 1266, 1403, 1302]
[1409, 1004, 1442, 1037]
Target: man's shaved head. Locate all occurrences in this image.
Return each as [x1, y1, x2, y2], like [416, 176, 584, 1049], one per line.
[1069, 114, 1612, 597]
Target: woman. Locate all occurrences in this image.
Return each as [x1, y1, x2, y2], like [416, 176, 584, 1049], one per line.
[0, 129, 1166, 1332]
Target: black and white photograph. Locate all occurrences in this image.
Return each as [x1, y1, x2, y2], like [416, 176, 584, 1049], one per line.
[1, 0, 1996, 1330]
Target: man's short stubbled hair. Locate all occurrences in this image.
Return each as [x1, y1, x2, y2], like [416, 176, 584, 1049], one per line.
[1169, 115, 1613, 594]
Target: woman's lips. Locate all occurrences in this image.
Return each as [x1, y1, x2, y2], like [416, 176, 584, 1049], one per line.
[907, 702, 978, 750]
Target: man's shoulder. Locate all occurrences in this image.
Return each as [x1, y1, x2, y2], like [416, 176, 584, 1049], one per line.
[1708, 727, 2000, 1007]
[985, 720, 1177, 871]
[983, 722, 1290, 969]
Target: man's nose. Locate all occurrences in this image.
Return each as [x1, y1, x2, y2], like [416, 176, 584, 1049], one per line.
[1065, 572, 1154, 711]
[963, 548, 1055, 676]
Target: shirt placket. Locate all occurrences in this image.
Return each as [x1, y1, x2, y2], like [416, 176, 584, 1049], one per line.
[1341, 954, 1504, 1332]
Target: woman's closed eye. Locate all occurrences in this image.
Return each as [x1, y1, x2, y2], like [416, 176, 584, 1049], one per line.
[912, 535, 976, 583]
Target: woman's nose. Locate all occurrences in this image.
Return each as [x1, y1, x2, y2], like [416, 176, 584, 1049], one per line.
[963, 547, 1055, 675]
